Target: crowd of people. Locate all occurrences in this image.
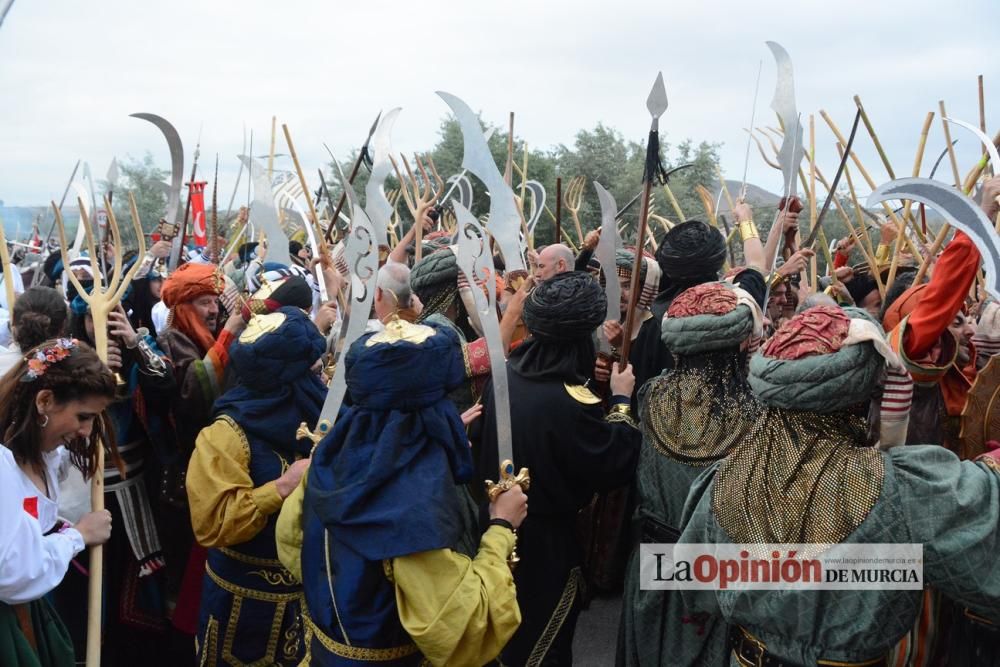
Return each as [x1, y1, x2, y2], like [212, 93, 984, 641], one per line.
[3, 154, 1000, 667]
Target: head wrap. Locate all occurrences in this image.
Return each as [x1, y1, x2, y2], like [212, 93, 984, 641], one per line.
[161, 263, 223, 352]
[974, 300, 1000, 362]
[214, 306, 326, 458]
[242, 275, 314, 319]
[655, 220, 726, 284]
[616, 248, 662, 313]
[237, 242, 259, 265]
[161, 263, 222, 308]
[844, 268, 878, 307]
[661, 282, 759, 355]
[750, 306, 894, 412]
[523, 271, 605, 341]
[411, 248, 460, 319]
[244, 262, 314, 297]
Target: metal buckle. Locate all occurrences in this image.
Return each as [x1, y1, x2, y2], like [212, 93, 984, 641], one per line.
[735, 627, 767, 667]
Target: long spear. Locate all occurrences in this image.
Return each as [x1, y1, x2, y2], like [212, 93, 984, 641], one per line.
[621, 73, 668, 364]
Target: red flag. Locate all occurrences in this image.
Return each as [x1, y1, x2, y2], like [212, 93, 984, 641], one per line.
[188, 181, 208, 247]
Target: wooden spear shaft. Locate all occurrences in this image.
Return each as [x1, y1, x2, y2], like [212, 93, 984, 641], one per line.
[809, 115, 818, 291]
[620, 176, 653, 364]
[902, 112, 936, 225]
[281, 124, 330, 265]
[555, 177, 562, 244]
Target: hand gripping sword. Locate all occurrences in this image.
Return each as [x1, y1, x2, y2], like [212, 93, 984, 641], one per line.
[453, 201, 529, 566]
[296, 160, 379, 445]
[437, 92, 528, 280]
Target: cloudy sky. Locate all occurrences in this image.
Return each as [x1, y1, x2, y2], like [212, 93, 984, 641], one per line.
[0, 0, 997, 210]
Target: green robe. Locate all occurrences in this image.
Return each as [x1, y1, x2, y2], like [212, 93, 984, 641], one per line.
[678, 445, 1000, 665]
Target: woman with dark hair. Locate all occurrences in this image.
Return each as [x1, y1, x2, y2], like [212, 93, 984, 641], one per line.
[55, 299, 175, 665]
[0, 287, 69, 378]
[0, 338, 115, 667]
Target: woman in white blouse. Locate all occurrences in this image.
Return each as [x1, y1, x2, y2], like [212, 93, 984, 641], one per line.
[0, 337, 116, 667]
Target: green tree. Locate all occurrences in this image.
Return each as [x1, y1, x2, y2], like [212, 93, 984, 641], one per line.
[98, 152, 168, 248]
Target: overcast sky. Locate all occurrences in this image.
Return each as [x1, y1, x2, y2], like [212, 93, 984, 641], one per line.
[0, 0, 997, 210]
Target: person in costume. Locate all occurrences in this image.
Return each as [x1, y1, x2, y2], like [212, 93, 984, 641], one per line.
[0, 338, 115, 667]
[618, 202, 767, 667]
[51, 289, 175, 666]
[533, 243, 575, 282]
[879, 177, 1000, 456]
[187, 301, 324, 666]
[677, 305, 1000, 666]
[629, 220, 728, 397]
[477, 270, 641, 665]
[153, 262, 245, 650]
[276, 262, 526, 666]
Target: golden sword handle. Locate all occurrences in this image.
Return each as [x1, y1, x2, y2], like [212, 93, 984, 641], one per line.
[485, 459, 530, 569]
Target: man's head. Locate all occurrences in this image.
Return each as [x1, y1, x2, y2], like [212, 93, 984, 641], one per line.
[655, 220, 727, 288]
[161, 263, 223, 351]
[535, 244, 574, 282]
[375, 262, 412, 322]
[767, 280, 788, 322]
[949, 310, 976, 368]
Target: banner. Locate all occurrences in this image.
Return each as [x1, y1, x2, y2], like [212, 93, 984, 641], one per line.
[188, 180, 208, 247]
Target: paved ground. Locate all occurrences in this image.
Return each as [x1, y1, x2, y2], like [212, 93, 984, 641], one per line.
[571, 594, 622, 666]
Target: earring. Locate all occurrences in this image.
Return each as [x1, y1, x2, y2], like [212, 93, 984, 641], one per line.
[39, 414, 49, 428]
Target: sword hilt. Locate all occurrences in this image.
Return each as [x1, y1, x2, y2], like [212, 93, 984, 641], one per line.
[485, 459, 530, 570]
[296, 419, 332, 452]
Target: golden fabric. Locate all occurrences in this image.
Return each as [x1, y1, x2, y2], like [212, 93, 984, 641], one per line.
[713, 409, 884, 549]
[275, 478, 306, 583]
[187, 417, 285, 548]
[392, 525, 521, 667]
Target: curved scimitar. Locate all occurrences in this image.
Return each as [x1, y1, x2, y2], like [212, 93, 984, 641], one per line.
[765, 41, 805, 199]
[130, 113, 184, 266]
[437, 92, 526, 275]
[593, 182, 622, 355]
[365, 107, 402, 250]
[868, 178, 999, 300]
[944, 117, 1000, 174]
[239, 155, 292, 267]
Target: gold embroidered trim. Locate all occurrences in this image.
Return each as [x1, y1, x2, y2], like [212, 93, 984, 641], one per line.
[282, 609, 302, 662]
[205, 562, 302, 603]
[301, 605, 420, 661]
[382, 559, 395, 583]
[218, 547, 283, 568]
[366, 319, 436, 346]
[199, 615, 218, 667]
[564, 383, 601, 405]
[979, 456, 1000, 475]
[605, 410, 637, 428]
[240, 312, 287, 344]
[526, 567, 581, 666]
[216, 415, 251, 462]
[249, 568, 299, 587]
[462, 343, 473, 379]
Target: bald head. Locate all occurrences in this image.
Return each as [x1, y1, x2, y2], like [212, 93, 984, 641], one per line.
[535, 244, 575, 282]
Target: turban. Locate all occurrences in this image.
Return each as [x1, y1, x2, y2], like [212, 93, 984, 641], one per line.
[242, 275, 314, 320]
[411, 249, 460, 319]
[245, 262, 314, 296]
[661, 281, 759, 355]
[237, 242, 259, 265]
[655, 219, 727, 283]
[616, 248, 662, 312]
[750, 306, 895, 412]
[161, 263, 222, 308]
[844, 270, 878, 308]
[230, 306, 326, 390]
[523, 271, 605, 340]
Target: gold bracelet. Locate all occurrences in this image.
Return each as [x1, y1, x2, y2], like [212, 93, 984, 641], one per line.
[738, 220, 759, 241]
[609, 403, 631, 417]
[767, 272, 785, 289]
[875, 243, 891, 264]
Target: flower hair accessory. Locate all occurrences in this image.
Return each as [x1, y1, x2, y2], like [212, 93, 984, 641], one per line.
[22, 338, 78, 383]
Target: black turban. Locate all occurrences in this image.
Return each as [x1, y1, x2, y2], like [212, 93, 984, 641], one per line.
[523, 271, 606, 340]
[845, 271, 878, 307]
[410, 248, 459, 319]
[655, 219, 727, 283]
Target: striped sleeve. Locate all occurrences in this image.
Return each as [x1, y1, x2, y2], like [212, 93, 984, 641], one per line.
[879, 366, 913, 450]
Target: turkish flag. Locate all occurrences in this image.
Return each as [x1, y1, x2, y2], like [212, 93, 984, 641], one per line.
[188, 181, 208, 247]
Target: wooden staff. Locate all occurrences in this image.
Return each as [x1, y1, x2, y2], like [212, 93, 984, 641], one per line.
[853, 95, 895, 179]
[281, 124, 330, 267]
[661, 182, 685, 221]
[54, 193, 145, 667]
[504, 112, 515, 187]
[834, 149, 885, 296]
[901, 112, 936, 226]
[555, 177, 562, 244]
[0, 216, 15, 310]
[809, 115, 818, 290]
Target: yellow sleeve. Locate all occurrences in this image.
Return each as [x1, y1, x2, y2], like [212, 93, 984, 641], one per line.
[275, 477, 306, 583]
[392, 525, 521, 666]
[186, 419, 285, 548]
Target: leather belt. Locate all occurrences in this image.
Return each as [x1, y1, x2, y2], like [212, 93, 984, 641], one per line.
[730, 626, 886, 667]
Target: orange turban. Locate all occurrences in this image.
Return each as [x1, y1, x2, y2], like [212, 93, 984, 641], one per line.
[161, 263, 222, 308]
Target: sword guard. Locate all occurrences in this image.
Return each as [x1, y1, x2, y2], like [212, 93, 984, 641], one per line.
[485, 459, 530, 502]
[485, 460, 530, 570]
[296, 419, 332, 450]
[505, 270, 530, 293]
